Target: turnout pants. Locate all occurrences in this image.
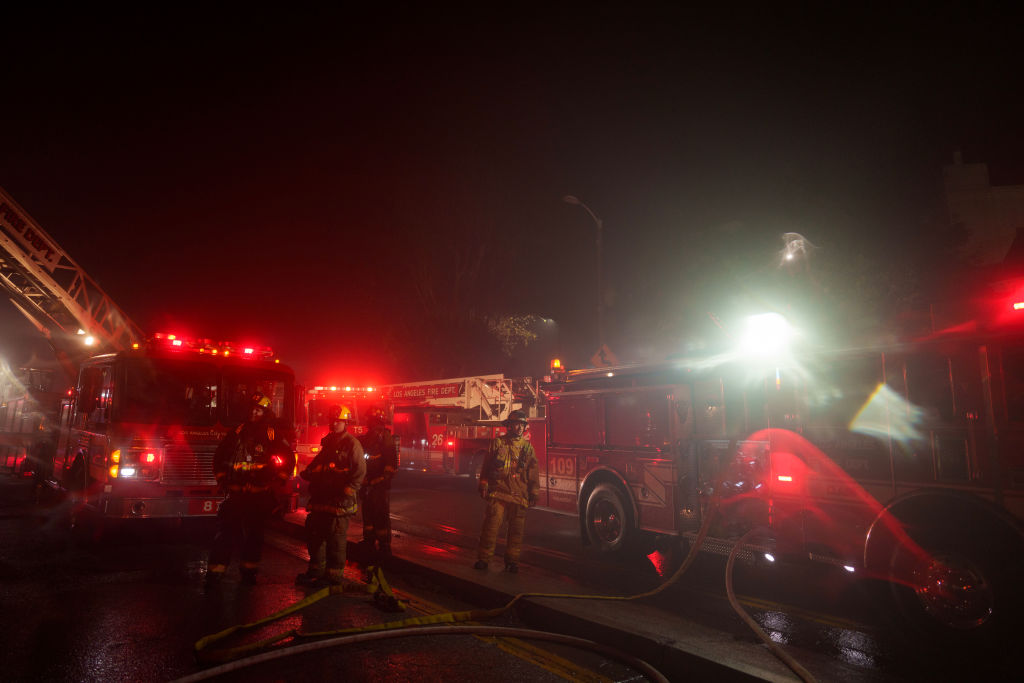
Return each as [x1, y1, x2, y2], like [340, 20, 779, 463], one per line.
[360, 485, 392, 553]
[305, 510, 350, 578]
[209, 490, 275, 573]
[476, 497, 528, 564]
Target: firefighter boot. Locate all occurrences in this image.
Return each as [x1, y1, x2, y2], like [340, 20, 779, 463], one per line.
[240, 563, 259, 584]
[296, 566, 324, 586]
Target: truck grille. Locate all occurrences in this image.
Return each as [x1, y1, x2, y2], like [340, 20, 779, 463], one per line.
[162, 446, 216, 485]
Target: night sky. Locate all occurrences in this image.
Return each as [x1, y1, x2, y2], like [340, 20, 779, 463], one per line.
[2, 4, 1022, 384]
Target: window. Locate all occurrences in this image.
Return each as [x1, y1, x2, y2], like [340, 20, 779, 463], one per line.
[805, 356, 883, 429]
[122, 359, 219, 426]
[308, 399, 329, 427]
[605, 391, 670, 448]
[1002, 348, 1024, 423]
[692, 379, 725, 438]
[224, 370, 291, 426]
[548, 395, 600, 445]
[905, 354, 955, 423]
[75, 364, 114, 427]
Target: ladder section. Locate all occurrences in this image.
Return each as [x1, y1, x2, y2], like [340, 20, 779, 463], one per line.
[0, 187, 143, 352]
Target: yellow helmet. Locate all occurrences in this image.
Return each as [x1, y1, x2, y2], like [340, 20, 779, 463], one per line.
[252, 391, 272, 409]
[331, 405, 354, 422]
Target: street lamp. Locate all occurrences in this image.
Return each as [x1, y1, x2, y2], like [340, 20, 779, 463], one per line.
[562, 195, 604, 348]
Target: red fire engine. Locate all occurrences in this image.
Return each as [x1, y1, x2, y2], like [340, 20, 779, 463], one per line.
[532, 310, 1024, 637]
[1, 186, 298, 525]
[0, 365, 63, 474]
[53, 334, 296, 520]
[294, 385, 381, 468]
[379, 374, 539, 475]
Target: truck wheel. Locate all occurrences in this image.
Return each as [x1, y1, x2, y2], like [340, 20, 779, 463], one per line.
[584, 483, 634, 554]
[890, 530, 1018, 641]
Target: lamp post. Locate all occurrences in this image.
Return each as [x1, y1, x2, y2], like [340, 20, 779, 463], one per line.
[562, 195, 604, 349]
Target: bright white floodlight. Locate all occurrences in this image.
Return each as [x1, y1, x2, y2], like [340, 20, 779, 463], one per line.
[738, 313, 794, 356]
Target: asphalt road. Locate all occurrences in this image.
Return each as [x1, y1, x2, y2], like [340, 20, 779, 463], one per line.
[0, 468, 1014, 681]
[383, 469, 1016, 682]
[0, 473, 655, 682]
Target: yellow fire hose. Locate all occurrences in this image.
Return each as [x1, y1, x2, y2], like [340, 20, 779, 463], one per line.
[191, 500, 816, 682]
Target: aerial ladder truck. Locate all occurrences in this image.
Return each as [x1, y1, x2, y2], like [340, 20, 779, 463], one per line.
[1, 186, 298, 523]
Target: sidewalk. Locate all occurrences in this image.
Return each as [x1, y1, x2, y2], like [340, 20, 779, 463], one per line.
[272, 508, 802, 682]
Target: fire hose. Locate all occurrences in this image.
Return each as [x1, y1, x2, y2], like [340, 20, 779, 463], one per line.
[186, 499, 817, 682]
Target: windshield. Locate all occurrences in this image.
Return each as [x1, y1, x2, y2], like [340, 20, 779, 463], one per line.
[122, 358, 220, 426]
[224, 370, 292, 427]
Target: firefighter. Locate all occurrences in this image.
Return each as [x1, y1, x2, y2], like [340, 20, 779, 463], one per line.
[474, 410, 539, 573]
[357, 406, 399, 565]
[296, 404, 365, 586]
[207, 391, 295, 584]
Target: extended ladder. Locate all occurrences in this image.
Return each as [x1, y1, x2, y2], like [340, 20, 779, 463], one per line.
[0, 186, 143, 353]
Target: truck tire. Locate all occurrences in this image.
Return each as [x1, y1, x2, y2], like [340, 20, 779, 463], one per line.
[889, 527, 1021, 642]
[584, 483, 634, 554]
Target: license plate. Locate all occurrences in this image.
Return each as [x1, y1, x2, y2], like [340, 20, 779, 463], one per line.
[189, 498, 222, 515]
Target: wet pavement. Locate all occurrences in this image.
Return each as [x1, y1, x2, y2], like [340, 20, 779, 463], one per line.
[274, 504, 826, 682]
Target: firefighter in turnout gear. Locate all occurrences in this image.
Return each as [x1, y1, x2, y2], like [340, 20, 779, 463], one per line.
[474, 410, 539, 573]
[208, 391, 295, 584]
[296, 405, 366, 585]
[357, 407, 399, 565]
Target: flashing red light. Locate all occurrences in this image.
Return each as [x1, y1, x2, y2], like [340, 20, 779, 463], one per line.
[144, 453, 157, 463]
[172, 339, 183, 347]
[1014, 302, 1024, 310]
[272, 455, 284, 466]
[446, 440, 454, 447]
[244, 347, 255, 355]
[777, 474, 794, 482]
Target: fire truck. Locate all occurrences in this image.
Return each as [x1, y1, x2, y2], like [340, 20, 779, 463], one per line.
[294, 384, 380, 469]
[0, 364, 63, 473]
[380, 375, 539, 475]
[534, 311, 1024, 637]
[1, 186, 297, 523]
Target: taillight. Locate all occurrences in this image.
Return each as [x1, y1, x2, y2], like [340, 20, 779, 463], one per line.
[109, 447, 162, 480]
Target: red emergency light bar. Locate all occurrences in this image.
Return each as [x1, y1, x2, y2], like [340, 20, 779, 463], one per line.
[310, 386, 378, 393]
[144, 333, 278, 361]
